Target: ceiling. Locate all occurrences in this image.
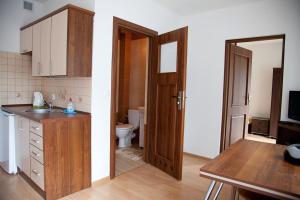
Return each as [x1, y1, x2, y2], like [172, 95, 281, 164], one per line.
[151, 0, 263, 16]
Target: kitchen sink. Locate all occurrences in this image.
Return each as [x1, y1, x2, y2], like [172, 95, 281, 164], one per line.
[25, 108, 63, 114]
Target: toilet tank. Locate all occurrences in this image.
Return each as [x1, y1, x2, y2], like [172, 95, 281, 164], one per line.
[128, 109, 140, 129]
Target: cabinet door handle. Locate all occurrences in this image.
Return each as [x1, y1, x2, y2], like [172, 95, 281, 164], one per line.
[32, 169, 40, 176]
[31, 151, 40, 157]
[38, 62, 41, 75]
[31, 139, 40, 144]
[31, 126, 40, 130]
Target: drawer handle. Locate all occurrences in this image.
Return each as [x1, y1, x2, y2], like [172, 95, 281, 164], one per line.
[31, 126, 40, 130]
[32, 151, 40, 157]
[31, 139, 40, 144]
[32, 169, 41, 176]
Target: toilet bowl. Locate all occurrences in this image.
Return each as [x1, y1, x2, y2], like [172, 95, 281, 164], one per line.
[116, 109, 140, 148]
[116, 124, 134, 148]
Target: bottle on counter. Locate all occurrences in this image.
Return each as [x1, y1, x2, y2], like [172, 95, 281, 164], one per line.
[67, 98, 75, 112]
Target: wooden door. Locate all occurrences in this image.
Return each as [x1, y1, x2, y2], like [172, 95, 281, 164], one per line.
[223, 44, 252, 150]
[51, 10, 68, 76]
[40, 18, 52, 76]
[148, 27, 188, 180]
[269, 68, 283, 138]
[32, 23, 41, 76]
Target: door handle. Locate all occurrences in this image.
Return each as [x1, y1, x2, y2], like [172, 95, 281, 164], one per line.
[172, 91, 184, 111]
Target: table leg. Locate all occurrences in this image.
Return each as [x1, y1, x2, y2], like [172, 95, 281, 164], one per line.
[231, 186, 237, 200]
[204, 180, 216, 200]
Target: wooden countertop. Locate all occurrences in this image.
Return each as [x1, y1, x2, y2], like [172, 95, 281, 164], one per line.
[1, 104, 90, 123]
[200, 140, 300, 199]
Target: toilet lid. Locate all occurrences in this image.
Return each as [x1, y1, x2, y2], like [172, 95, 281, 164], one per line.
[116, 124, 134, 130]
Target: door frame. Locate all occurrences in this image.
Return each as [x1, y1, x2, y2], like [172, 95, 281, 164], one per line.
[220, 34, 286, 152]
[110, 17, 158, 179]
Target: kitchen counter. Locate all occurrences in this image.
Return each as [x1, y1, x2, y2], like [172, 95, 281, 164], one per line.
[1, 104, 90, 123]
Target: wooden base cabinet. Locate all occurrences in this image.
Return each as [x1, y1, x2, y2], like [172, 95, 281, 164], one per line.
[15, 115, 91, 200]
[43, 118, 91, 200]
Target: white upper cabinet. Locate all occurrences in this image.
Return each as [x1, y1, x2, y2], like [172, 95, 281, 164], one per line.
[32, 23, 41, 76]
[50, 10, 68, 76]
[20, 26, 33, 53]
[31, 11, 67, 77]
[40, 18, 52, 76]
[32, 18, 52, 77]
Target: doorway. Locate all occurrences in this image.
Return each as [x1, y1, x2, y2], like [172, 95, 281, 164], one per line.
[220, 35, 285, 152]
[114, 28, 149, 176]
[110, 17, 188, 180]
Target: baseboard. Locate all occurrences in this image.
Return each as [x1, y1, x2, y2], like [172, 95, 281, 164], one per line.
[92, 176, 110, 187]
[183, 152, 212, 161]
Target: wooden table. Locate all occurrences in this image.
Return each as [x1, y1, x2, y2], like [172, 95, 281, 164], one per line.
[200, 140, 300, 200]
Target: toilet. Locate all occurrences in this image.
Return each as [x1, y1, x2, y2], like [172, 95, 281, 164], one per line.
[116, 109, 140, 148]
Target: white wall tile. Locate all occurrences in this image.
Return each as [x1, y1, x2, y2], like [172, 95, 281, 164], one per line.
[0, 51, 42, 107]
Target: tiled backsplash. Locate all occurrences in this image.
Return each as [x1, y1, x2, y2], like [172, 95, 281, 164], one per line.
[41, 78, 91, 113]
[0, 51, 91, 113]
[0, 52, 42, 106]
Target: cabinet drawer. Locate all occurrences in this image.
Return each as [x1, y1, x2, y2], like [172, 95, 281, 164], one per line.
[31, 157, 44, 191]
[30, 120, 43, 137]
[30, 132, 43, 150]
[30, 145, 44, 164]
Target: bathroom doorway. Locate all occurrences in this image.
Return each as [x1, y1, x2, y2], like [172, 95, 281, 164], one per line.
[110, 17, 156, 178]
[114, 27, 149, 176]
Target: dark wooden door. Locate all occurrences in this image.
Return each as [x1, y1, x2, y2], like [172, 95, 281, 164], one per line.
[224, 44, 252, 150]
[269, 68, 283, 138]
[148, 27, 188, 180]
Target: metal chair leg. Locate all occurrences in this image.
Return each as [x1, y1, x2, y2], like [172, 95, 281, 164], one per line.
[204, 180, 216, 200]
[213, 183, 224, 200]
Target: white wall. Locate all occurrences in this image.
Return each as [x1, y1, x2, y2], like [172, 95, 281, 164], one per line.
[0, 0, 44, 52]
[181, 0, 300, 158]
[41, 0, 94, 13]
[239, 40, 282, 118]
[91, 0, 181, 181]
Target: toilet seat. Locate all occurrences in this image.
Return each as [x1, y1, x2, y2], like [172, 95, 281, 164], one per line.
[116, 124, 134, 130]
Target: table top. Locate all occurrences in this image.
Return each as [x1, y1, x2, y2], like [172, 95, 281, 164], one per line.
[200, 140, 300, 199]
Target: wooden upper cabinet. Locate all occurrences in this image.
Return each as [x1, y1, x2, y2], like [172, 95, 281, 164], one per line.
[51, 10, 68, 76]
[21, 5, 94, 77]
[20, 26, 32, 53]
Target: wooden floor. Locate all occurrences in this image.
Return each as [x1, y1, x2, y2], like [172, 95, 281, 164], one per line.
[0, 155, 234, 200]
